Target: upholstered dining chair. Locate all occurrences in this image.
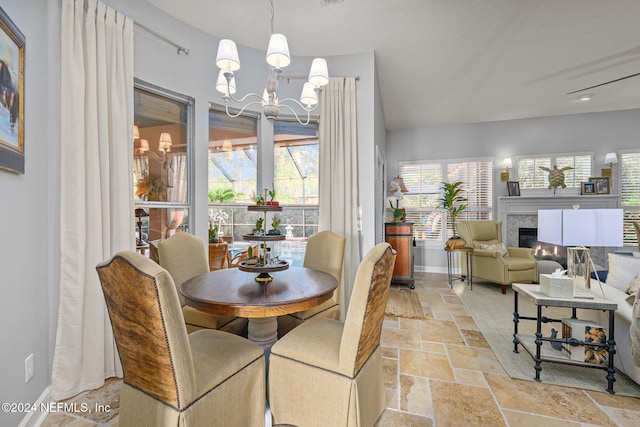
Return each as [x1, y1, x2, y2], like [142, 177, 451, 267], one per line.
[269, 242, 396, 427]
[277, 230, 346, 337]
[633, 220, 640, 249]
[96, 251, 265, 427]
[158, 233, 247, 335]
[458, 220, 538, 294]
[208, 242, 229, 271]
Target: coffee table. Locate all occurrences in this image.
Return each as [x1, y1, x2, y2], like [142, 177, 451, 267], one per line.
[512, 283, 618, 393]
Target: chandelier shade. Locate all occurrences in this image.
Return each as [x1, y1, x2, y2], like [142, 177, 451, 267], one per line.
[216, 70, 236, 95]
[139, 139, 149, 152]
[159, 132, 172, 153]
[308, 58, 329, 87]
[216, 39, 241, 72]
[266, 33, 291, 68]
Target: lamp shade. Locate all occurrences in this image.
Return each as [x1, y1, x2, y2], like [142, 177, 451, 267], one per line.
[215, 70, 236, 95]
[159, 133, 172, 152]
[538, 209, 623, 247]
[266, 33, 290, 68]
[308, 58, 329, 87]
[133, 125, 140, 140]
[604, 152, 618, 165]
[139, 139, 149, 152]
[300, 82, 318, 108]
[216, 39, 241, 72]
[503, 158, 513, 169]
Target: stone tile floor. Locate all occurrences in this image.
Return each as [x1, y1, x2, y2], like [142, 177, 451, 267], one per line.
[42, 272, 640, 426]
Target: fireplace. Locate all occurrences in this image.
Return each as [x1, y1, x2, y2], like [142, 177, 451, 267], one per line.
[518, 227, 567, 267]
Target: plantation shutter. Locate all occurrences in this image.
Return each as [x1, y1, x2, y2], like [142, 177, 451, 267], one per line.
[620, 151, 640, 245]
[557, 155, 592, 187]
[447, 160, 493, 221]
[517, 157, 551, 188]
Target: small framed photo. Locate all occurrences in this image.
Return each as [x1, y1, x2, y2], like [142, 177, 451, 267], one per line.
[581, 182, 595, 195]
[0, 6, 25, 174]
[507, 181, 520, 196]
[588, 176, 610, 195]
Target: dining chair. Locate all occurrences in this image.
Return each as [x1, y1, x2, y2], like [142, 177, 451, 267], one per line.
[634, 220, 640, 249]
[96, 251, 265, 427]
[277, 230, 346, 337]
[158, 233, 247, 335]
[148, 239, 161, 263]
[208, 242, 229, 271]
[269, 243, 396, 427]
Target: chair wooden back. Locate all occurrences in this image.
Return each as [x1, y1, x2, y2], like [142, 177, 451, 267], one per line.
[340, 243, 396, 376]
[157, 233, 209, 306]
[209, 242, 229, 271]
[96, 251, 195, 409]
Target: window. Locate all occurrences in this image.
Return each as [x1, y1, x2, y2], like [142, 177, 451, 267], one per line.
[620, 151, 640, 245]
[400, 158, 493, 241]
[517, 154, 592, 189]
[133, 84, 192, 243]
[274, 120, 319, 238]
[208, 109, 259, 240]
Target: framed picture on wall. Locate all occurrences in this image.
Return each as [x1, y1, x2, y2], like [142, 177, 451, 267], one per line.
[0, 6, 25, 174]
[581, 182, 595, 195]
[588, 176, 610, 195]
[507, 181, 520, 196]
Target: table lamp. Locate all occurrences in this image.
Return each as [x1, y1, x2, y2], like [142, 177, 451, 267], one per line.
[538, 208, 623, 298]
[135, 208, 149, 245]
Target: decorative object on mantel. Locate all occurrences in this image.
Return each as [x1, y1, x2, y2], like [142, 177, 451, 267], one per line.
[507, 181, 520, 196]
[539, 164, 573, 194]
[601, 152, 618, 177]
[589, 176, 611, 195]
[438, 181, 467, 248]
[501, 158, 512, 181]
[581, 182, 595, 195]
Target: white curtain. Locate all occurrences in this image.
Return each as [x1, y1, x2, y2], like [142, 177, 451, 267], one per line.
[319, 77, 359, 318]
[52, 0, 134, 400]
[166, 153, 188, 236]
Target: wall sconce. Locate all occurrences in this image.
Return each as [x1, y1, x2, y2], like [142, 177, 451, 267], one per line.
[601, 152, 618, 177]
[501, 158, 512, 181]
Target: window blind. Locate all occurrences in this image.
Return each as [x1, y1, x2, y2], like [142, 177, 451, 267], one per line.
[517, 154, 592, 189]
[620, 151, 640, 245]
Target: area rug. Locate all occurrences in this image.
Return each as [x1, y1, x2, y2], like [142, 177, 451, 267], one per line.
[385, 289, 425, 319]
[456, 281, 640, 397]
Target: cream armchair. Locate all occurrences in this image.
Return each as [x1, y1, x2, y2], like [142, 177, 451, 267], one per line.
[458, 220, 537, 294]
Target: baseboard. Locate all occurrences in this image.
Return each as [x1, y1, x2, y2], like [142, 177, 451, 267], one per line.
[18, 386, 51, 427]
[415, 266, 448, 274]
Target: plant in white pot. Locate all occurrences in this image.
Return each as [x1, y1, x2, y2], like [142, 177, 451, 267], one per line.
[438, 181, 467, 248]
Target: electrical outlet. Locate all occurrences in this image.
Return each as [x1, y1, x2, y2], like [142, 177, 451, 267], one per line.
[25, 354, 34, 383]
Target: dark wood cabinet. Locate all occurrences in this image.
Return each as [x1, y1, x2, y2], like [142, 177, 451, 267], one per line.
[385, 222, 414, 289]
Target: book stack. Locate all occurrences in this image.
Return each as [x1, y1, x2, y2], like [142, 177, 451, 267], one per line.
[561, 318, 608, 365]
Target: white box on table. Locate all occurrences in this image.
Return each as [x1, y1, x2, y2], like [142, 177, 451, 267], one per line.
[539, 273, 574, 298]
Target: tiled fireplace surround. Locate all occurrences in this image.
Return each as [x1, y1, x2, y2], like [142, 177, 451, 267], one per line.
[497, 194, 620, 269]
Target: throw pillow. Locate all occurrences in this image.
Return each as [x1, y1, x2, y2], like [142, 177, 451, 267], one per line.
[606, 253, 640, 293]
[479, 242, 509, 258]
[627, 274, 640, 304]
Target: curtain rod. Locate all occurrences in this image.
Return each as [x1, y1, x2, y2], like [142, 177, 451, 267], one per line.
[278, 75, 360, 82]
[134, 22, 189, 55]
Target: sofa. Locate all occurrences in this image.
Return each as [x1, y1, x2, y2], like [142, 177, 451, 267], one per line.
[582, 252, 640, 385]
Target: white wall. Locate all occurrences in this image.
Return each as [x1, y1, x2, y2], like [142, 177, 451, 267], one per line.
[0, 0, 60, 425]
[386, 109, 640, 271]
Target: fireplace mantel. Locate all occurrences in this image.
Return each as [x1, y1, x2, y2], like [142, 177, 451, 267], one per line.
[497, 194, 620, 244]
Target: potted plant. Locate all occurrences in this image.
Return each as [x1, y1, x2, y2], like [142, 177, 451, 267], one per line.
[208, 210, 228, 243]
[266, 188, 279, 206]
[269, 216, 281, 234]
[438, 181, 467, 248]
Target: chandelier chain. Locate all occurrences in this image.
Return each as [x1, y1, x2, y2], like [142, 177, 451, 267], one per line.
[270, 0, 275, 34]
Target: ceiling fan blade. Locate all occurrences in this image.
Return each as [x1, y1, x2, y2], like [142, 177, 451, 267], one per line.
[567, 72, 640, 95]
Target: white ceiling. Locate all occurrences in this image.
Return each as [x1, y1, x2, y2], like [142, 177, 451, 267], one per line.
[147, 0, 640, 131]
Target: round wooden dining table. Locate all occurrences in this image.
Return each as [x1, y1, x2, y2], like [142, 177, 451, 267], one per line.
[180, 266, 337, 353]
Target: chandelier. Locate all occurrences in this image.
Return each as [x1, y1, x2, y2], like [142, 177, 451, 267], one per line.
[214, 0, 329, 125]
[134, 125, 173, 167]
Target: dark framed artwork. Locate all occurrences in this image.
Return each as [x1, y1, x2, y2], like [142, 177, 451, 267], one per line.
[507, 181, 520, 196]
[581, 182, 595, 195]
[588, 176, 610, 195]
[0, 6, 25, 174]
